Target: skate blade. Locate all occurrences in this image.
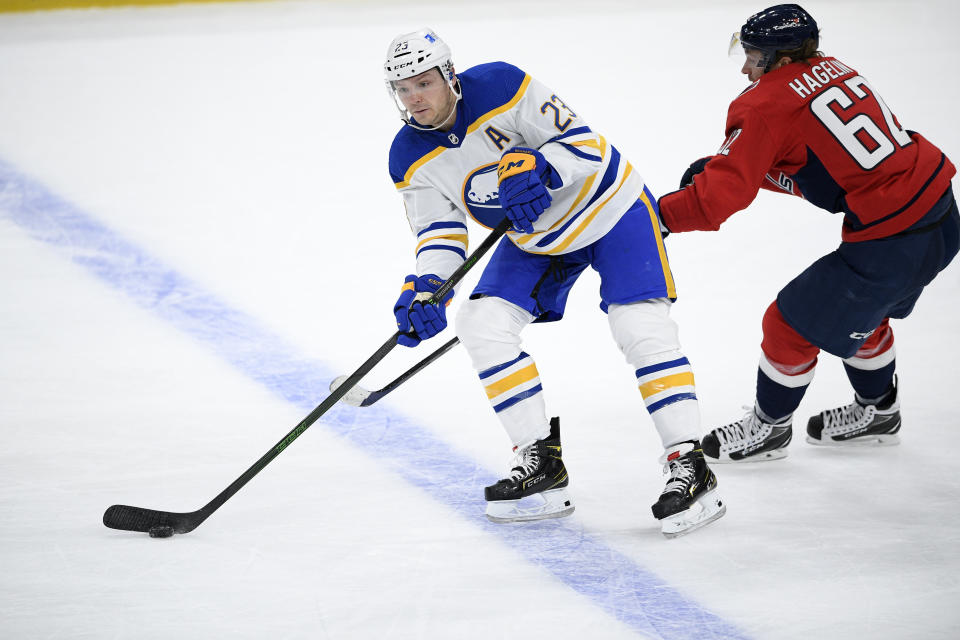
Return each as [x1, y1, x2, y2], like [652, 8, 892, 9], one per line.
[486, 488, 575, 523]
[660, 490, 726, 539]
[329, 375, 371, 407]
[708, 448, 788, 464]
[806, 433, 900, 447]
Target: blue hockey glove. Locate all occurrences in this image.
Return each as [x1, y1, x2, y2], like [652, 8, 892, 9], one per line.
[679, 157, 712, 189]
[497, 147, 562, 234]
[393, 274, 452, 347]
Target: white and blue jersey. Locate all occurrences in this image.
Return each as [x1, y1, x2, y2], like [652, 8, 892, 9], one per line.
[389, 61, 698, 450]
[389, 62, 656, 282]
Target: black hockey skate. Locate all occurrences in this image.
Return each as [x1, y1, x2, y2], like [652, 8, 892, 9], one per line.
[652, 440, 725, 538]
[702, 407, 792, 463]
[484, 417, 574, 523]
[807, 378, 901, 446]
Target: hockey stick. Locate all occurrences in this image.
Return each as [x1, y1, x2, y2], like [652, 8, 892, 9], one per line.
[103, 218, 511, 537]
[329, 335, 460, 407]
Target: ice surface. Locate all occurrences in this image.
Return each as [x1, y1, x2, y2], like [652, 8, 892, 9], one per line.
[1, 1, 958, 638]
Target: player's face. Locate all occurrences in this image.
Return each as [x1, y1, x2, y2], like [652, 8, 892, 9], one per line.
[741, 48, 766, 81]
[393, 69, 458, 130]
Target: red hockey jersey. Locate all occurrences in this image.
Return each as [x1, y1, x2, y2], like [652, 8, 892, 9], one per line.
[659, 56, 955, 242]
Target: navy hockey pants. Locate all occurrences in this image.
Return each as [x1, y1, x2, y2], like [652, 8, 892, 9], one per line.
[776, 186, 960, 359]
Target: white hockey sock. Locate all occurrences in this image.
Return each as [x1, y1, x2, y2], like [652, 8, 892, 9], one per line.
[608, 300, 701, 447]
[457, 296, 550, 447]
[636, 355, 701, 446]
[477, 352, 550, 446]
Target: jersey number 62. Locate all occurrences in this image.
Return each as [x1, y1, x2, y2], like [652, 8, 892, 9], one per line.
[811, 75, 913, 171]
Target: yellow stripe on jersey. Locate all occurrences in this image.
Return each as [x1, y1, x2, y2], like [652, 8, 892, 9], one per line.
[545, 163, 634, 254]
[395, 75, 533, 190]
[559, 172, 598, 226]
[512, 171, 599, 246]
[395, 145, 447, 189]
[571, 138, 603, 154]
[510, 136, 607, 245]
[415, 233, 468, 253]
[566, 171, 598, 215]
[640, 188, 677, 298]
[637, 372, 696, 399]
[484, 363, 539, 399]
[572, 135, 607, 158]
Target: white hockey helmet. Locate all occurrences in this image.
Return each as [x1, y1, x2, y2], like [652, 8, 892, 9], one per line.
[384, 28, 461, 128]
[384, 28, 455, 83]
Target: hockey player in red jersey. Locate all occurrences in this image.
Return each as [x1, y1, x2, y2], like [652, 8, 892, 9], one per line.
[657, 4, 959, 462]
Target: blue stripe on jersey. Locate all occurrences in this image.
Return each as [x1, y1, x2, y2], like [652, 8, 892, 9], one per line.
[636, 357, 690, 378]
[647, 392, 698, 414]
[534, 207, 588, 248]
[492, 384, 543, 413]
[582, 144, 622, 210]
[479, 352, 530, 379]
[533, 145, 625, 248]
[418, 221, 468, 237]
[416, 245, 466, 259]
[544, 125, 593, 145]
[558, 142, 602, 162]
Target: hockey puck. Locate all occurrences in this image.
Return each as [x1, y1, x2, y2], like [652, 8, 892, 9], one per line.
[148, 525, 174, 538]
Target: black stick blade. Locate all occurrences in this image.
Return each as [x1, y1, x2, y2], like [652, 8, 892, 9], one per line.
[359, 391, 385, 407]
[103, 504, 196, 534]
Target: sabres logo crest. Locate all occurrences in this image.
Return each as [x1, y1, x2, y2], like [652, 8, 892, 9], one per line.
[461, 163, 503, 227]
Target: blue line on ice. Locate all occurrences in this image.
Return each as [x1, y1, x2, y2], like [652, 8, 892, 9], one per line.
[0, 158, 749, 640]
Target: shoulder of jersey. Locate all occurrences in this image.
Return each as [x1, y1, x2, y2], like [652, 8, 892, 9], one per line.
[732, 80, 777, 116]
[389, 123, 442, 185]
[732, 69, 795, 114]
[458, 61, 527, 101]
[389, 61, 530, 184]
[736, 80, 761, 99]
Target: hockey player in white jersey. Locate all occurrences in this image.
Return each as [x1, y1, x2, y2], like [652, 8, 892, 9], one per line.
[384, 28, 724, 538]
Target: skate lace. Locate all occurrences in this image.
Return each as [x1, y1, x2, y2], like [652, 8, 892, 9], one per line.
[663, 456, 695, 494]
[713, 406, 758, 446]
[824, 402, 867, 429]
[509, 443, 541, 481]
